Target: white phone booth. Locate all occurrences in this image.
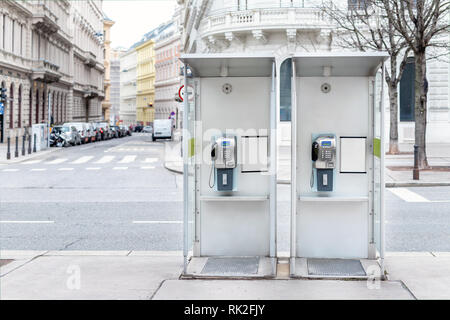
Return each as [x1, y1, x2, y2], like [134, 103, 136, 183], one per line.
[180, 54, 277, 278]
[290, 53, 388, 278]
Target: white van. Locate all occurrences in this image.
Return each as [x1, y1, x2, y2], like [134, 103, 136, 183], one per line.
[152, 119, 173, 141]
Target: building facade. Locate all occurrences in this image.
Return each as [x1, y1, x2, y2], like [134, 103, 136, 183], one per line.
[154, 9, 182, 126]
[102, 14, 114, 122]
[119, 48, 137, 126]
[136, 39, 155, 126]
[110, 48, 124, 125]
[0, 0, 105, 143]
[179, 0, 450, 144]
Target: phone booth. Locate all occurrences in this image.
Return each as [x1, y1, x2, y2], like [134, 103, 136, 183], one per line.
[180, 54, 277, 278]
[289, 53, 388, 278]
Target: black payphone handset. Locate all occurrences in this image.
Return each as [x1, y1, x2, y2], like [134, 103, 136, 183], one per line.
[209, 142, 218, 188]
[310, 141, 319, 188]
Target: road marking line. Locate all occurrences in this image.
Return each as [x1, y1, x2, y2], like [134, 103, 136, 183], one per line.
[30, 168, 46, 172]
[95, 155, 115, 163]
[141, 166, 155, 170]
[142, 157, 157, 163]
[132, 221, 182, 224]
[118, 155, 136, 163]
[21, 159, 42, 164]
[58, 168, 74, 171]
[113, 167, 128, 170]
[2, 168, 19, 172]
[389, 188, 430, 202]
[0, 220, 54, 224]
[46, 158, 67, 164]
[72, 156, 94, 164]
[86, 167, 101, 170]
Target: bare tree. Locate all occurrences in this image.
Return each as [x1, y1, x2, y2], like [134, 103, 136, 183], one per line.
[381, 0, 450, 168]
[321, 0, 411, 154]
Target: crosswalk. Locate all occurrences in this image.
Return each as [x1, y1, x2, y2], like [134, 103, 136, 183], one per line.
[1, 155, 161, 173]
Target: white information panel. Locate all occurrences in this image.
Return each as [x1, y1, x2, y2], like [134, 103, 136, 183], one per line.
[340, 137, 367, 173]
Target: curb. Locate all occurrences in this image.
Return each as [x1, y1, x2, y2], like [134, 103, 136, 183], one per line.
[0, 147, 63, 165]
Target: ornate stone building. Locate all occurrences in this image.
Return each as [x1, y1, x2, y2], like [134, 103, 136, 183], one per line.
[179, 0, 450, 144]
[0, 0, 105, 143]
[154, 8, 182, 126]
[119, 48, 137, 126]
[102, 14, 114, 122]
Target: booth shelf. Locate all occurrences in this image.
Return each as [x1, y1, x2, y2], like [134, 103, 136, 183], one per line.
[298, 194, 368, 202]
[200, 195, 269, 202]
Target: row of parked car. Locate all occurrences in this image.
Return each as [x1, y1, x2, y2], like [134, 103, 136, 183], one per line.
[50, 122, 132, 147]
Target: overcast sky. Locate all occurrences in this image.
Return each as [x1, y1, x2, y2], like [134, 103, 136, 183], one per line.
[102, 0, 177, 50]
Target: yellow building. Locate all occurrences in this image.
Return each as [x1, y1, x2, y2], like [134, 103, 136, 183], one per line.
[136, 39, 155, 125]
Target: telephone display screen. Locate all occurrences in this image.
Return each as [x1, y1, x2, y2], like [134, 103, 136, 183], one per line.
[321, 141, 331, 147]
[222, 141, 230, 147]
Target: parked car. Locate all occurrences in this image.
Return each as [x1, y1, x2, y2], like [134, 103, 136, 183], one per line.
[110, 125, 120, 138]
[86, 123, 97, 142]
[64, 122, 89, 144]
[50, 126, 71, 147]
[142, 125, 153, 134]
[134, 125, 143, 132]
[152, 119, 172, 141]
[55, 125, 80, 146]
[95, 122, 110, 140]
[120, 125, 132, 136]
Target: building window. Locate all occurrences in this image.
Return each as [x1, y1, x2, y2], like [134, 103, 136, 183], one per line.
[400, 57, 415, 122]
[9, 83, 14, 129]
[280, 58, 292, 122]
[11, 20, 14, 53]
[29, 88, 32, 126]
[35, 89, 39, 124]
[20, 24, 23, 56]
[2, 14, 5, 50]
[18, 85, 22, 128]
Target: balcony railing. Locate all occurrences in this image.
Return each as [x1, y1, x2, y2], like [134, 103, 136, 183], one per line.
[32, 2, 60, 34]
[31, 59, 61, 83]
[200, 6, 330, 36]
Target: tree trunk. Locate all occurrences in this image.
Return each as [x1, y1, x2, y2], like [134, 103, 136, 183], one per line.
[414, 51, 429, 169]
[387, 55, 399, 154]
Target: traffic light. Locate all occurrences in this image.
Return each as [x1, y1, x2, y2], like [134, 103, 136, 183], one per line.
[0, 87, 7, 104]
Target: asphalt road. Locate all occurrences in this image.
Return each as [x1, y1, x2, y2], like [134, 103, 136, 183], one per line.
[0, 134, 449, 252]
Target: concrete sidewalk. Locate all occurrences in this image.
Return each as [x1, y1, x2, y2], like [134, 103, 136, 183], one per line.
[1, 251, 449, 300]
[164, 141, 450, 187]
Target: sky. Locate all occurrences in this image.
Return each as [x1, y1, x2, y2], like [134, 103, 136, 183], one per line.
[102, 0, 177, 50]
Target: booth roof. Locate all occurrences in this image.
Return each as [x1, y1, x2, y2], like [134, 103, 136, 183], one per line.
[180, 52, 388, 77]
[293, 52, 389, 77]
[179, 53, 274, 77]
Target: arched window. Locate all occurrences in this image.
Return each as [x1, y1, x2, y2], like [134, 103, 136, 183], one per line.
[29, 88, 32, 127]
[18, 84, 22, 128]
[51, 91, 55, 125]
[42, 90, 46, 122]
[9, 82, 14, 129]
[35, 89, 39, 124]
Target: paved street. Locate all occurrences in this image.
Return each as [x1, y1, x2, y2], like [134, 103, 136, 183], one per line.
[0, 134, 449, 252]
[0, 134, 183, 251]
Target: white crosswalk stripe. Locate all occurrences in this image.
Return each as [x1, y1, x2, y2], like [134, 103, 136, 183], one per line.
[142, 157, 157, 163]
[95, 156, 115, 164]
[46, 158, 67, 164]
[72, 156, 94, 164]
[118, 155, 136, 163]
[86, 167, 101, 171]
[58, 168, 74, 171]
[3, 168, 19, 172]
[113, 167, 128, 170]
[21, 159, 42, 165]
[389, 188, 430, 202]
[31, 168, 46, 172]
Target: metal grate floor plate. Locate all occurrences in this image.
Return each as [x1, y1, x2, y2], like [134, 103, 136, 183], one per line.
[307, 258, 366, 277]
[201, 257, 259, 275]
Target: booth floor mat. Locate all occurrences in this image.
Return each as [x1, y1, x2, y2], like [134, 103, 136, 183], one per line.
[307, 258, 366, 277]
[201, 257, 259, 275]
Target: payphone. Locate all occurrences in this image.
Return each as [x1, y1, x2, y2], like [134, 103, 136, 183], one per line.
[209, 135, 237, 191]
[311, 134, 336, 192]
